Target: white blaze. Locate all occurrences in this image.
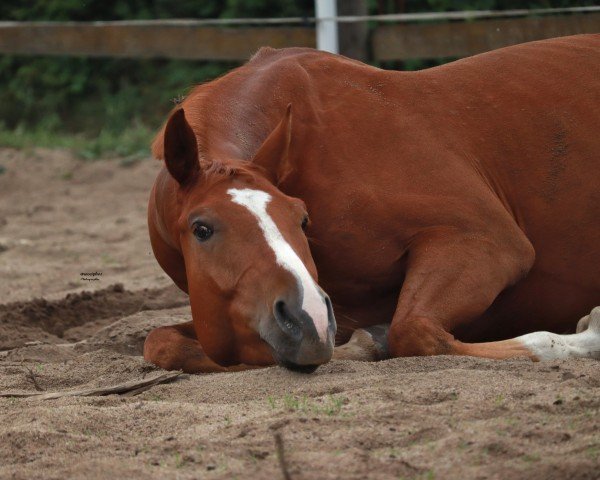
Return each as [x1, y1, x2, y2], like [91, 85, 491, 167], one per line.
[228, 188, 329, 342]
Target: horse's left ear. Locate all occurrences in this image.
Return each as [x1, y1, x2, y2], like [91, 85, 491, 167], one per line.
[163, 108, 200, 186]
[253, 103, 293, 184]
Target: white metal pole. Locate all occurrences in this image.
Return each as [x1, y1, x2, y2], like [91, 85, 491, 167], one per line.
[315, 0, 339, 54]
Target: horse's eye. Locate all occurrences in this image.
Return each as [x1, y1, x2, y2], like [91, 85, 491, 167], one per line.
[193, 222, 213, 242]
[301, 215, 309, 231]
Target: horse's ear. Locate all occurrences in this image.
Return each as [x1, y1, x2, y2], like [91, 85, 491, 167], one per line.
[253, 104, 293, 184]
[163, 109, 200, 185]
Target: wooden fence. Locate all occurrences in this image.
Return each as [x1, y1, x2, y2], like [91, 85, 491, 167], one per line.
[0, 22, 315, 61]
[0, 11, 598, 61]
[373, 13, 600, 60]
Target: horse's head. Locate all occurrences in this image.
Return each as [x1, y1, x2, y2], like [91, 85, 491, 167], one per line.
[149, 106, 336, 372]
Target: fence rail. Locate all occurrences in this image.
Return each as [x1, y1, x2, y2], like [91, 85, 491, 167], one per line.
[0, 23, 315, 61]
[374, 12, 600, 60]
[0, 9, 598, 61]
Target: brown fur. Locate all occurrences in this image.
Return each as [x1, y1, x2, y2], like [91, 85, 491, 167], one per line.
[145, 35, 600, 372]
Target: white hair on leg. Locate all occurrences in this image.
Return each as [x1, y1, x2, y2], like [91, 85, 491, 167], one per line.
[517, 307, 600, 360]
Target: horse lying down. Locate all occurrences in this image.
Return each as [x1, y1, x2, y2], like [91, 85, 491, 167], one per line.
[144, 35, 600, 373]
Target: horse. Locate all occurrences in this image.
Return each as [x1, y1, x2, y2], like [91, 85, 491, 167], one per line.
[143, 34, 600, 373]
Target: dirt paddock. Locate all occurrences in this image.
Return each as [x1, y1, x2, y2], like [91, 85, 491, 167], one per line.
[0, 148, 598, 479]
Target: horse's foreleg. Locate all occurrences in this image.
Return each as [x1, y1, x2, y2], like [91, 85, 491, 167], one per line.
[387, 226, 539, 360]
[387, 228, 600, 361]
[143, 322, 258, 373]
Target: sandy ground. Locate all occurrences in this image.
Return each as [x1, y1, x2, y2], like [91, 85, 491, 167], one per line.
[0, 148, 598, 480]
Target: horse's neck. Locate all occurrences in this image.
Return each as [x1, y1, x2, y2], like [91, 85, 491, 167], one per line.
[192, 55, 332, 164]
[192, 51, 408, 173]
[199, 99, 301, 163]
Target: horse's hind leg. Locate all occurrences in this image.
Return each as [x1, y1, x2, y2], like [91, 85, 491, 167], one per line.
[332, 309, 600, 363]
[333, 324, 390, 361]
[144, 322, 256, 373]
[454, 306, 600, 361]
[514, 306, 600, 360]
[576, 309, 595, 333]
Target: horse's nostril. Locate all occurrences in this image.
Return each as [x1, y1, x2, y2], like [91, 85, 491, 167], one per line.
[274, 299, 302, 337]
[274, 300, 286, 319]
[269, 297, 334, 369]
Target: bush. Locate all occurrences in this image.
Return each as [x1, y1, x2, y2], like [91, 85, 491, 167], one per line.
[0, 1, 314, 156]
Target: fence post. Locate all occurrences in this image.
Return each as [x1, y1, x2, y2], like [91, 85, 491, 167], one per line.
[338, 0, 368, 61]
[315, 0, 339, 54]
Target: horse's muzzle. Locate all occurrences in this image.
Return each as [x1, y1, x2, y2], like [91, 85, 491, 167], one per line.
[262, 294, 336, 372]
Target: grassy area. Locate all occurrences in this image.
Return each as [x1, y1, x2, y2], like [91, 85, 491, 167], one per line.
[0, 122, 155, 160]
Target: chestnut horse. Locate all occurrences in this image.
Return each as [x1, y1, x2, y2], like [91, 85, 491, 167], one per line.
[144, 35, 600, 373]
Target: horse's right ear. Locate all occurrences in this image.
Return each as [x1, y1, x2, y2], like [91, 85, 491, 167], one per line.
[252, 104, 293, 185]
[163, 109, 200, 185]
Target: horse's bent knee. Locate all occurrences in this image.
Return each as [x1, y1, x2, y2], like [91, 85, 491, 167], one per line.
[388, 317, 456, 357]
[143, 326, 184, 371]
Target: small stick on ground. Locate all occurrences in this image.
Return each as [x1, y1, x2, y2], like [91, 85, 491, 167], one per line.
[24, 366, 44, 392]
[274, 431, 292, 480]
[0, 371, 183, 399]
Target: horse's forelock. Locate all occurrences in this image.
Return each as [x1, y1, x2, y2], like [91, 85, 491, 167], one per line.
[201, 160, 264, 184]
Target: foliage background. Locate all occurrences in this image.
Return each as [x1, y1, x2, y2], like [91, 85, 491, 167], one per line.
[0, 0, 594, 157]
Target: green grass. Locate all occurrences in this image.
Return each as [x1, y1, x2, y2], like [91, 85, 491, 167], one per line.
[587, 445, 599, 460]
[0, 122, 154, 160]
